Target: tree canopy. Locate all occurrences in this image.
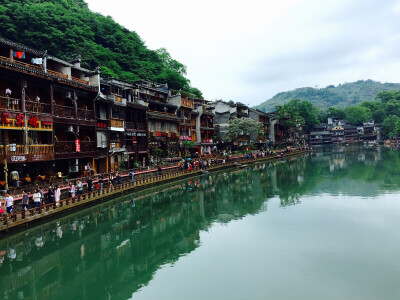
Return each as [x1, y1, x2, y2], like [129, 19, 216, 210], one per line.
[255, 80, 400, 112]
[224, 118, 263, 142]
[275, 99, 320, 133]
[0, 0, 202, 96]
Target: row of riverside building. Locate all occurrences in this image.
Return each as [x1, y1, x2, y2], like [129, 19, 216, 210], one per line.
[308, 118, 381, 145]
[0, 37, 305, 184]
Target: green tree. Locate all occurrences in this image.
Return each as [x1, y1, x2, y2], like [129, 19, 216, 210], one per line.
[382, 115, 400, 138]
[327, 107, 346, 120]
[225, 118, 263, 142]
[0, 0, 202, 95]
[275, 101, 305, 129]
[344, 106, 372, 125]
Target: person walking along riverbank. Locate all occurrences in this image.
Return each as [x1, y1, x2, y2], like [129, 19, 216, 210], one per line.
[5, 193, 13, 214]
[21, 190, 29, 211]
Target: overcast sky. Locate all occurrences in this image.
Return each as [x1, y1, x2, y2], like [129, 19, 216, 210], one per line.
[85, 0, 400, 106]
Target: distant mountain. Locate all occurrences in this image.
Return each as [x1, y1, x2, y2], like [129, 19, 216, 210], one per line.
[254, 80, 400, 112]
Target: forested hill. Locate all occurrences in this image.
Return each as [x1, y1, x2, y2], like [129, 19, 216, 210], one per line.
[254, 80, 400, 112]
[0, 0, 202, 97]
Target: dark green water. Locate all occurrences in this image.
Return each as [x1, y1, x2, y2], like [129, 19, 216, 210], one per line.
[1, 146, 400, 300]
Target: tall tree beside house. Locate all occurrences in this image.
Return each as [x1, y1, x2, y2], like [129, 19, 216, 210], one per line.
[0, 0, 202, 97]
[275, 100, 306, 131]
[344, 106, 372, 125]
[382, 115, 400, 138]
[224, 118, 263, 143]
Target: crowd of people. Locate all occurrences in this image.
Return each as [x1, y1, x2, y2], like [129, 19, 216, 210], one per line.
[0, 147, 309, 215]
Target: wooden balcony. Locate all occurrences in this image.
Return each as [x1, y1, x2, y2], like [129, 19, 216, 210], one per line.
[55, 141, 96, 154]
[0, 144, 55, 163]
[180, 118, 192, 125]
[28, 145, 54, 154]
[25, 100, 51, 114]
[11, 59, 42, 71]
[1, 145, 26, 155]
[107, 94, 126, 105]
[77, 107, 94, 120]
[0, 96, 22, 112]
[71, 76, 89, 85]
[0, 55, 10, 62]
[181, 98, 194, 109]
[54, 104, 74, 118]
[47, 69, 68, 79]
[148, 110, 177, 117]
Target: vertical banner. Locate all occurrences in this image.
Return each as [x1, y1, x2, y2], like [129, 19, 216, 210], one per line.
[75, 139, 81, 152]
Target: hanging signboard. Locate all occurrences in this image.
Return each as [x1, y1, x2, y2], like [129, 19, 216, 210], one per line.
[75, 139, 81, 152]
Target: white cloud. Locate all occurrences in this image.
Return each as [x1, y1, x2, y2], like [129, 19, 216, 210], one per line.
[85, 0, 400, 106]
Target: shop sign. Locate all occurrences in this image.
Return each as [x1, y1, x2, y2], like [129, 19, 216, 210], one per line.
[180, 136, 192, 141]
[126, 132, 135, 137]
[137, 132, 146, 137]
[28, 116, 39, 128]
[132, 136, 137, 144]
[203, 139, 213, 143]
[75, 139, 81, 152]
[170, 132, 176, 138]
[156, 132, 168, 137]
[1, 113, 11, 125]
[10, 155, 27, 162]
[16, 114, 24, 127]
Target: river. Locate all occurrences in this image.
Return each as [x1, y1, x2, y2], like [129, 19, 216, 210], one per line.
[1, 146, 400, 300]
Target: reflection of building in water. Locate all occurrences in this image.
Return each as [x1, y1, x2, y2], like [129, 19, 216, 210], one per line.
[0, 165, 277, 299]
[0, 147, 396, 299]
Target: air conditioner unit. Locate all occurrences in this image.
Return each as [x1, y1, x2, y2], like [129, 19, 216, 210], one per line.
[68, 166, 79, 173]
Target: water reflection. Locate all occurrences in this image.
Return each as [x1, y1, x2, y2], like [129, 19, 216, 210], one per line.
[0, 146, 399, 299]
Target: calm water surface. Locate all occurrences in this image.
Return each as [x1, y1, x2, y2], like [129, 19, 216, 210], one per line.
[1, 146, 400, 300]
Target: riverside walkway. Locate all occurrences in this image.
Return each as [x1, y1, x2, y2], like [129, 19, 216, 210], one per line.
[0, 150, 308, 234]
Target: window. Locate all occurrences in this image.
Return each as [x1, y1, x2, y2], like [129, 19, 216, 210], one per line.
[96, 131, 107, 148]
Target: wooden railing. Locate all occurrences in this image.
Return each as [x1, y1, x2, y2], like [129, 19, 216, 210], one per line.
[71, 76, 89, 85]
[55, 141, 96, 153]
[148, 110, 176, 117]
[77, 107, 94, 120]
[25, 100, 51, 114]
[13, 59, 42, 71]
[181, 98, 194, 108]
[28, 145, 54, 154]
[0, 96, 21, 112]
[1, 145, 26, 155]
[0, 55, 10, 61]
[47, 69, 68, 79]
[180, 118, 191, 125]
[110, 119, 124, 128]
[0, 144, 54, 156]
[54, 104, 74, 118]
